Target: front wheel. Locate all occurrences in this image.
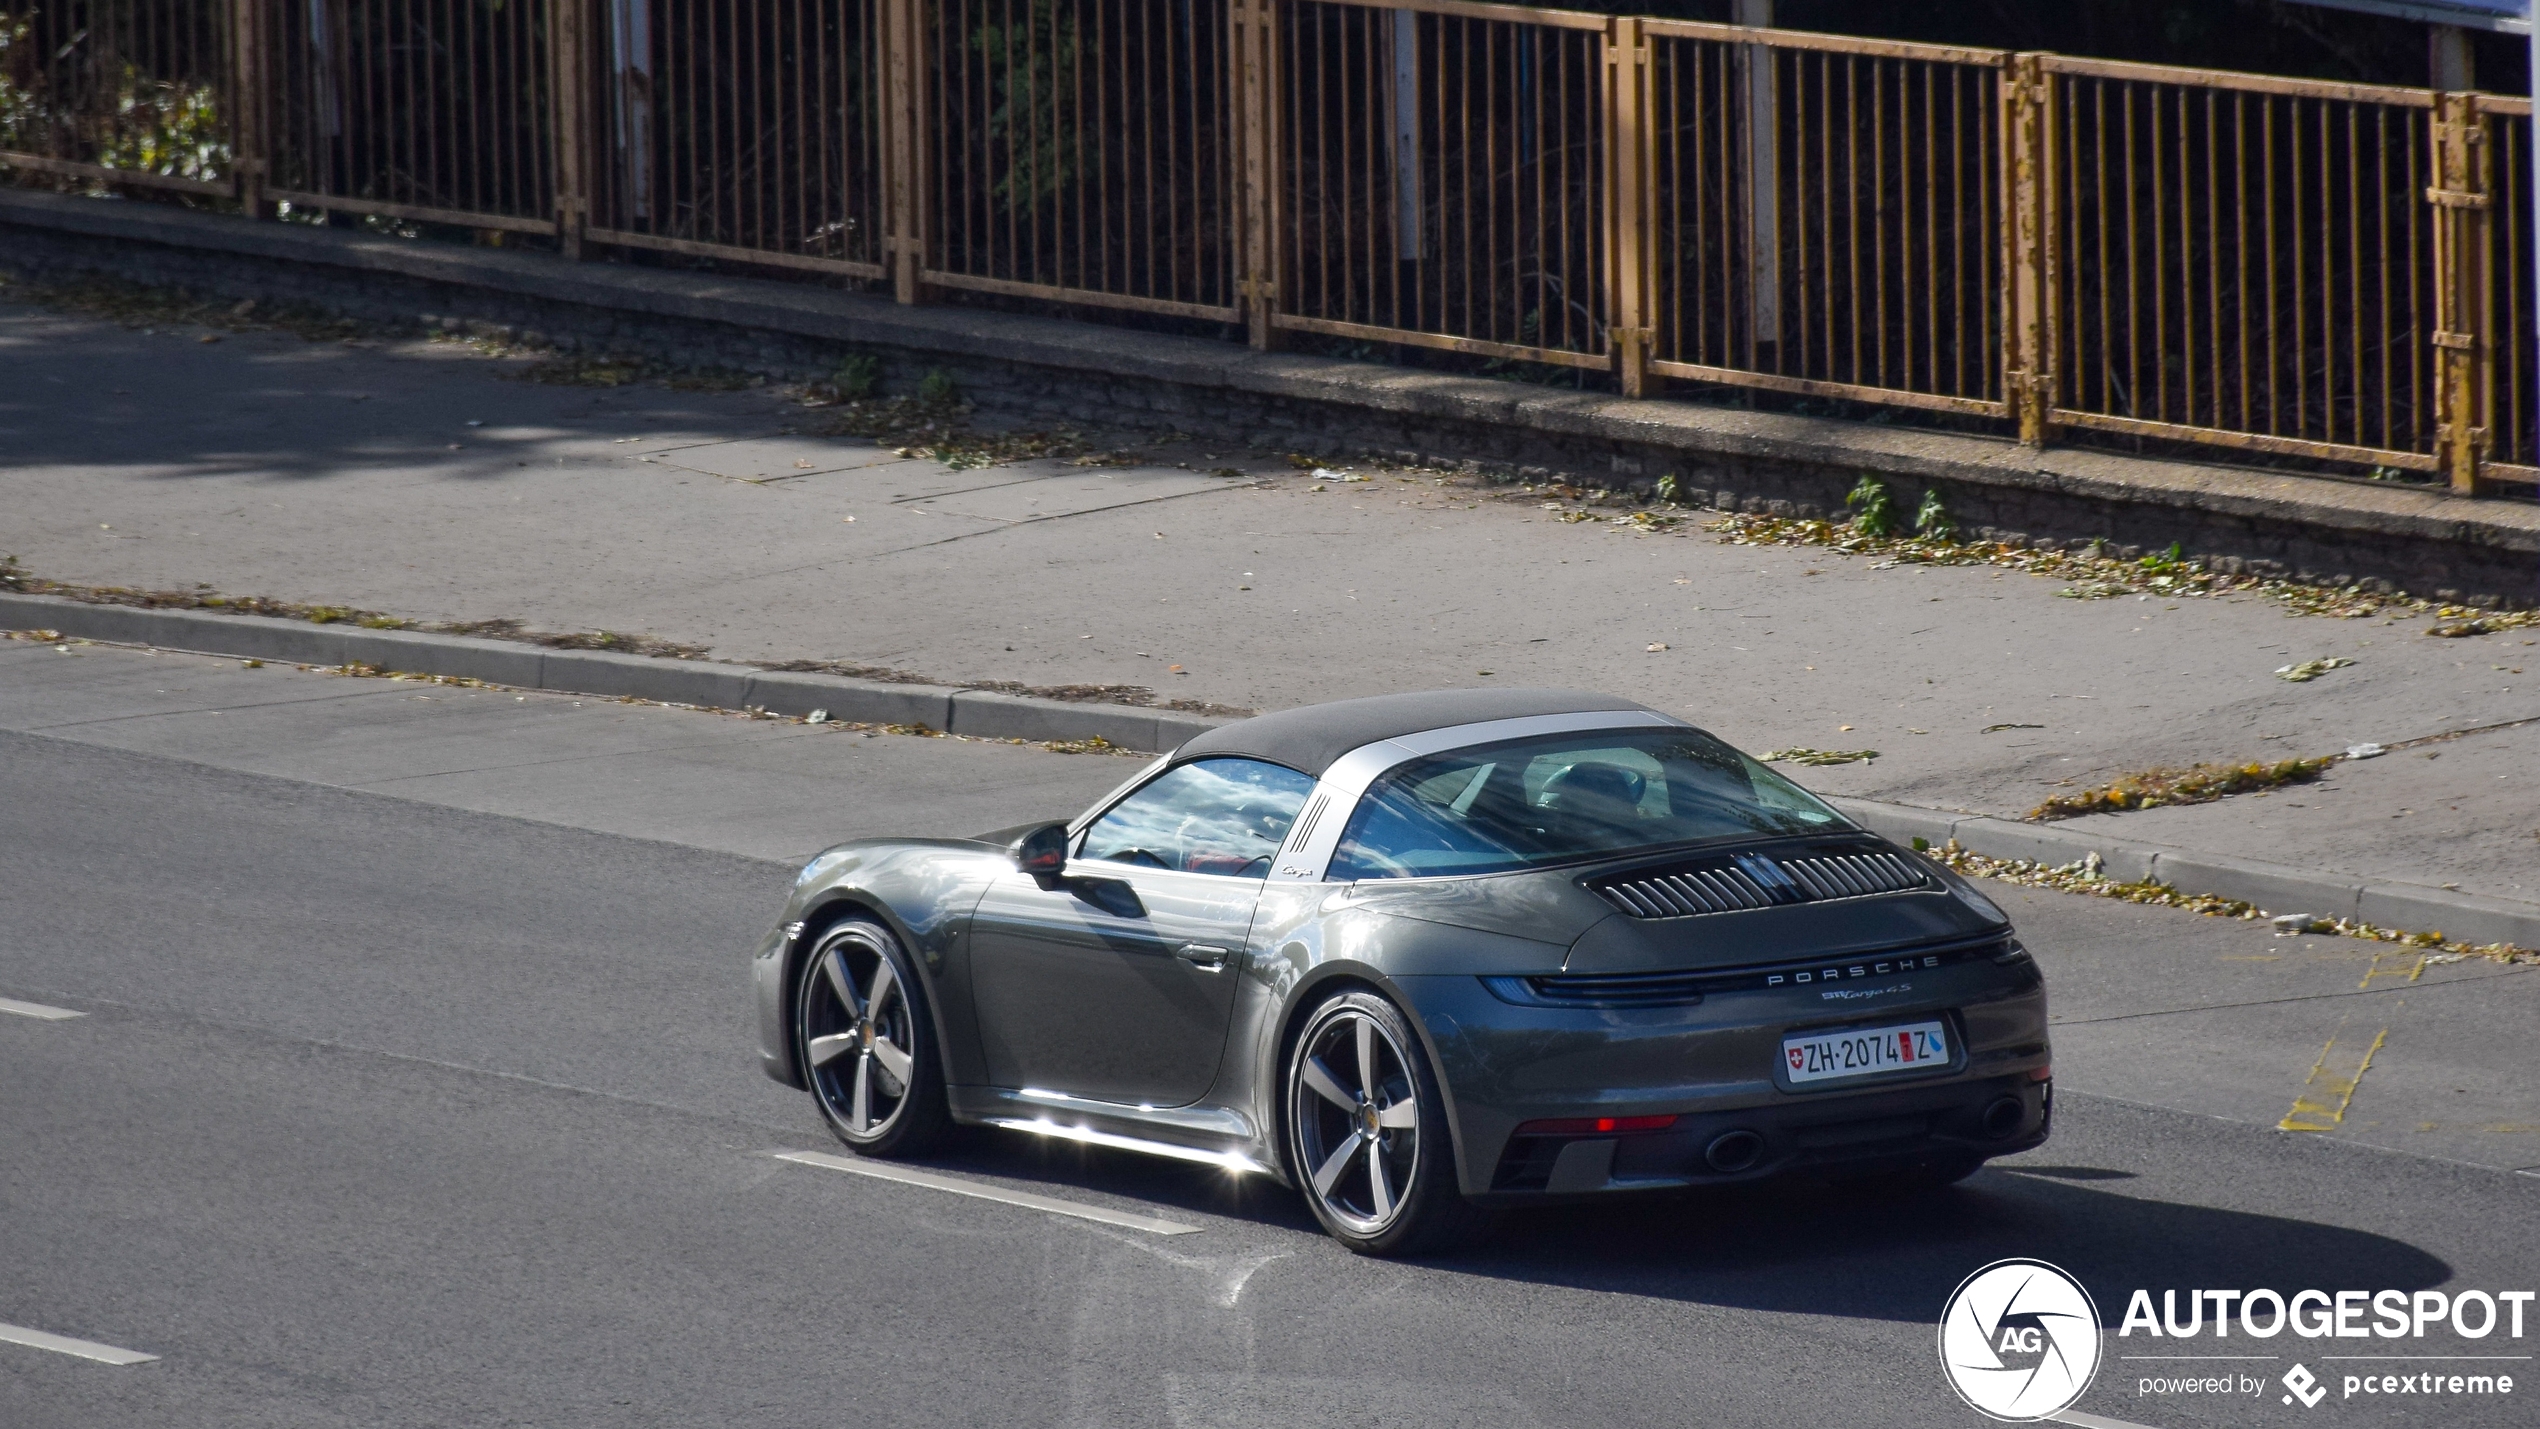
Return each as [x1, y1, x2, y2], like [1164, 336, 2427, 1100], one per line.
[794, 916, 951, 1157]
[1285, 989, 1491, 1257]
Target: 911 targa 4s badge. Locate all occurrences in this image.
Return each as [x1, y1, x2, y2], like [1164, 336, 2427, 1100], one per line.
[751, 689, 2051, 1256]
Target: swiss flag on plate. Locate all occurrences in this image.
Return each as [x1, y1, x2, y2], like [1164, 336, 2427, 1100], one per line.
[1788, 1048, 1805, 1071]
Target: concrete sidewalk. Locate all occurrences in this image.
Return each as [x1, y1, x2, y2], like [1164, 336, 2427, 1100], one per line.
[3, 295, 2533, 914]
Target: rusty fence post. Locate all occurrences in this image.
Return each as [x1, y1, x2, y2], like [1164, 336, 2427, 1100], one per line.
[230, 0, 270, 218]
[881, 0, 931, 304]
[1606, 16, 1654, 398]
[2428, 91, 2492, 496]
[1230, 0, 1280, 349]
[550, 0, 590, 258]
[2002, 53, 2056, 448]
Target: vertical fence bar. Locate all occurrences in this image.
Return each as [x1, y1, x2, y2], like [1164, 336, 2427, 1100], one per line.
[233, 0, 269, 215]
[881, 0, 927, 303]
[552, 0, 589, 256]
[2428, 90, 2489, 493]
[2003, 52, 2054, 446]
[1233, 0, 1279, 347]
[1607, 15, 1652, 396]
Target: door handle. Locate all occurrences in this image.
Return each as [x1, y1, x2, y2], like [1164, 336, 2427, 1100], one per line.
[1175, 943, 1235, 972]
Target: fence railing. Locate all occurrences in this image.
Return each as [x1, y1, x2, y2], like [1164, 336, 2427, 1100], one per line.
[3, 0, 2532, 495]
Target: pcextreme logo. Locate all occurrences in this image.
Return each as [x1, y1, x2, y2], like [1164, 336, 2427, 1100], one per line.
[1939, 1259, 2104, 1421]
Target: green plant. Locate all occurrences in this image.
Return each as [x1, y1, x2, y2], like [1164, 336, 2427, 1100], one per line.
[832, 353, 882, 400]
[1655, 473, 1680, 504]
[971, 0, 1089, 212]
[1845, 475, 1895, 536]
[917, 368, 959, 406]
[2138, 541, 2189, 575]
[1913, 488, 1954, 539]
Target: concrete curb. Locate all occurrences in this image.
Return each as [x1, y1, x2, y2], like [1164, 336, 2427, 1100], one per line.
[0, 592, 1220, 755]
[1828, 797, 2540, 952]
[6, 590, 2528, 947]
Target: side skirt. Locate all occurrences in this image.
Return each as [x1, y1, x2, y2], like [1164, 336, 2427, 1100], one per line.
[947, 1085, 1288, 1185]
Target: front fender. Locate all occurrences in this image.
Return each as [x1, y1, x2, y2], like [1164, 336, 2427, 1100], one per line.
[753, 840, 1008, 1090]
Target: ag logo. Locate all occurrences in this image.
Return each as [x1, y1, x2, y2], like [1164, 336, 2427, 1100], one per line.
[1938, 1258, 2103, 1421]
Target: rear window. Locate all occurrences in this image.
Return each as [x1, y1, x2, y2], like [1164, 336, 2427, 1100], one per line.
[1325, 727, 1846, 881]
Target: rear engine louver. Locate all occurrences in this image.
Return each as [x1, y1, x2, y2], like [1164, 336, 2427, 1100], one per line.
[1590, 847, 1930, 919]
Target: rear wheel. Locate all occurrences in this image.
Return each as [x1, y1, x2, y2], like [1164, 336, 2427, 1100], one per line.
[794, 917, 950, 1157]
[1285, 989, 1491, 1257]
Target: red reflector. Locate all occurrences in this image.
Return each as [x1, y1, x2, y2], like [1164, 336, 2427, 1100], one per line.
[2029, 1065, 2053, 1082]
[1513, 1114, 1678, 1137]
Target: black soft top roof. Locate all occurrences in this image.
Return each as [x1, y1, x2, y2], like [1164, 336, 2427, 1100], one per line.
[1172, 688, 1662, 777]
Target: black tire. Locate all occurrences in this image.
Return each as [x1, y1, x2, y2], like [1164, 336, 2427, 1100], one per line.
[793, 916, 952, 1158]
[1284, 989, 1494, 1257]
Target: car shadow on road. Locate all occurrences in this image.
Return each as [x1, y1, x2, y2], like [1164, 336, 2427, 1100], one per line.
[901, 1129, 2449, 1327]
[1438, 1166, 2450, 1327]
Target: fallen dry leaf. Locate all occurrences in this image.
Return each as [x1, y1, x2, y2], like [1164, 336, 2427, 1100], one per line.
[2275, 657, 2356, 683]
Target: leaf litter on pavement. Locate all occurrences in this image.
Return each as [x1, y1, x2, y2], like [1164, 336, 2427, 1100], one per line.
[1928, 841, 2532, 967]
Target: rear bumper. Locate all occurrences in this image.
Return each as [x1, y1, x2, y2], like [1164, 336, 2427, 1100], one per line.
[1393, 961, 2051, 1197]
[1477, 1072, 2050, 1201]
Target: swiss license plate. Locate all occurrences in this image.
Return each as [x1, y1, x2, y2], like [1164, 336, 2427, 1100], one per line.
[1781, 1020, 1951, 1086]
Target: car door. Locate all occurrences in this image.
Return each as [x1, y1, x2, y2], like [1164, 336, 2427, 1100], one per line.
[967, 757, 1317, 1106]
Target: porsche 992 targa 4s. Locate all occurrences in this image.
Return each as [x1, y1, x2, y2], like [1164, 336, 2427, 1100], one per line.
[753, 689, 2050, 1255]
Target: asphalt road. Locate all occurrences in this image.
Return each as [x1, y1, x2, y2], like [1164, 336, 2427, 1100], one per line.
[3, 651, 2536, 1428]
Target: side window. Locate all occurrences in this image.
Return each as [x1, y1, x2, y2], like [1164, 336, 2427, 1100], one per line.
[1076, 758, 1318, 878]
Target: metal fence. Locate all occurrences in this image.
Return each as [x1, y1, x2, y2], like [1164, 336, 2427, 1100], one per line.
[1275, 0, 1608, 368]
[1638, 21, 2006, 415]
[0, 0, 233, 196]
[923, 0, 1237, 318]
[585, 0, 886, 274]
[264, 0, 557, 232]
[2039, 60, 2440, 477]
[3, 0, 2532, 495]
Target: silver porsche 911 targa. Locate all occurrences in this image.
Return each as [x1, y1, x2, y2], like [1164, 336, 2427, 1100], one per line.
[753, 689, 2050, 1255]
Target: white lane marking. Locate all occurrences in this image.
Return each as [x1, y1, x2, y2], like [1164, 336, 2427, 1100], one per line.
[769, 1150, 1202, 1235]
[0, 1322, 158, 1365]
[0, 996, 84, 1021]
[2050, 1410, 2165, 1429]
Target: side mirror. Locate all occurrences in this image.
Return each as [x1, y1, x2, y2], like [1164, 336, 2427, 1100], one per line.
[1012, 822, 1070, 878]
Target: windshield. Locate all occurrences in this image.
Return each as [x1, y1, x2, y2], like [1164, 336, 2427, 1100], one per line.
[1325, 727, 1847, 881]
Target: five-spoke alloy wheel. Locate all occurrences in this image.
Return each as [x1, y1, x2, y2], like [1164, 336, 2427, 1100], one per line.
[1286, 989, 1488, 1256]
[795, 917, 949, 1156]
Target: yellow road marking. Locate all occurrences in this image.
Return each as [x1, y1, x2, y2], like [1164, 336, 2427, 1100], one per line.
[2279, 1025, 2389, 1133]
[2357, 948, 2428, 989]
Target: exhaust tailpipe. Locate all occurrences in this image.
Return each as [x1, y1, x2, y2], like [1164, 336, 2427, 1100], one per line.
[1980, 1096, 2027, 1140]
[1704, 1129, 1765, 1173]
